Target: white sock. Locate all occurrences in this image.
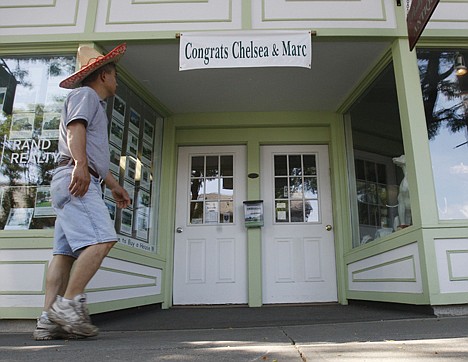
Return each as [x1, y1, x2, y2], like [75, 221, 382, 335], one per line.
[40, 311, 48, 320]
[62, 297, 72, 303]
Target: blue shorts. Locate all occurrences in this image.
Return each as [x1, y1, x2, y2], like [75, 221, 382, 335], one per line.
[51, 166, 117, 258]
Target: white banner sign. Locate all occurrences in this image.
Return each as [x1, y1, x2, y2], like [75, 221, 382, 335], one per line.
[179, 31, 312, 71]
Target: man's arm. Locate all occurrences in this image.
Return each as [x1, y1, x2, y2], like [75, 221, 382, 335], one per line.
[104, 172, 131, 209]
[67, 120, 90, 197]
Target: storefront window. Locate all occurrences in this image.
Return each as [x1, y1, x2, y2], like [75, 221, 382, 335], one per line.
[347, 63, 411, 247]
[0, 55, 163, 254]
[417, 49, 468, 220]
[0, 55, 74, 230]
[104, 80, 163, 253]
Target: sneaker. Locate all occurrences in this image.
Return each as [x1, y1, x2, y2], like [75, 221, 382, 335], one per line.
[48, 294, 99, 338]
[33, 315, 69, 340]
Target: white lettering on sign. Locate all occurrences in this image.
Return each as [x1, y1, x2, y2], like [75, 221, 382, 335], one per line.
[3, 137, 59, 165]
[180, 31, 312, 71]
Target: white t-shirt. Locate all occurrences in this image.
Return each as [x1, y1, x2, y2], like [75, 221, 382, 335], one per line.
[58, 86, 110, 179]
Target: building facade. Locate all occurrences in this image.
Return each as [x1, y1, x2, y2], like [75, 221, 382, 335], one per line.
[1, 0, 468, 319]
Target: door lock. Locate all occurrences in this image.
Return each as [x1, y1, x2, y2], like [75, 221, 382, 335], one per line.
[176, 227, 183, 233]
[325, 225, 333, 231]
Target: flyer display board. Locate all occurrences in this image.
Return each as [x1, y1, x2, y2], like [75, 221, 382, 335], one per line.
[104, 81, 163, 253]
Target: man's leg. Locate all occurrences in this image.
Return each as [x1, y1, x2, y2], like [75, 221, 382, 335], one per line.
[33, 255, 75, 340]
[48, 241, 116, 337]
[64, 241, 115, 298]
[44, 255, 75, 310]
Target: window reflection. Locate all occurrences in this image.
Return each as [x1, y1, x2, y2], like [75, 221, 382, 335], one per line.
[273, 154, 319, 223]
[417, 49, 468, 220]
[189, 154, 235, 224]
[0, 56, 75, 230]
[347, 63, 409, 247]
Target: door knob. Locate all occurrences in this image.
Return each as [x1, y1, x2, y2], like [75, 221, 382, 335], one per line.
[325, 225, 332, 231]
[176, 227, 183, 233]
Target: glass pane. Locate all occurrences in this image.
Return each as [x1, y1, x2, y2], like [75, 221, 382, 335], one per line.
[0, 55, 75, 230]
[191, 156, 204, 178]
[303, 155, 316, 175]
[205, 201, 219, 224]
[305, 200, 319, 222]
[190, 179, 204, 200]
[275, 178, 288, 199]
[289, 177, 303, 198]
[417, 49, 468, 220]
[377, 163, 386, 184]
[204, 178, 218, 199]
[220, 155, 233, 176]
[190, 202, 204, 224]
[220, 178, 233, 199]
[275, 200, 289, 222]
[289, 155, 302, 176]
[219, 201, 233, 223]
[355, 159, 365, 180]
[356, 180, 367, 203]
[358, 203, 369, 225]
[274, 155, 287, 176]
[304, 177, 318, 198]
[365, 161, 377, 182]
[377, 184, 387, 205]
[290, 200, 304, 222]
[206, 156, 219, 177]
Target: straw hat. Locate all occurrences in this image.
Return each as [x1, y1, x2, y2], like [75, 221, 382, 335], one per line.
[59, 43, 126, 89]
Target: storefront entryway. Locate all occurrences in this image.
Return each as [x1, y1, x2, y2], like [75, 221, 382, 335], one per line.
[261, 145, 337, 303]
[173, 144, 337, 305]
[173, 146, 248, 305]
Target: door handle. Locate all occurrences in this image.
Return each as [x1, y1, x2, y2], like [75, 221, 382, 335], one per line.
[176, 227, 183, 233]
[325, 225, 332, 231]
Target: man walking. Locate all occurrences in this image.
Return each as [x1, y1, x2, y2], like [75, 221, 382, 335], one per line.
[33, 43, 131, 340]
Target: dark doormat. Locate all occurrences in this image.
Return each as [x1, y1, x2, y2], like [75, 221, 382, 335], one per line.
[93, 301, 435, 331]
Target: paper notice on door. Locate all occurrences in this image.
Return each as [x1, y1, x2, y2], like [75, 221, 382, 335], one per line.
[205, 201, 218, 224]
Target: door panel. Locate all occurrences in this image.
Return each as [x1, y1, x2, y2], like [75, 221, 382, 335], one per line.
[261, 145, 337, 304]
[173, 146, 247, 305]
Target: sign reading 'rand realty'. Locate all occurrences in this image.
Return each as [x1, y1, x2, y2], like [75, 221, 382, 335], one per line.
[179, 31, 312, 71]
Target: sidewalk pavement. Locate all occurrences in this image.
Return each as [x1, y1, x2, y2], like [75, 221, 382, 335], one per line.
[1, 304, 468, 361]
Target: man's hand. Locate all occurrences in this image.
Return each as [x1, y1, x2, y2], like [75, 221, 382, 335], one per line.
[104, 171, 131, 209]
[111, 185, 131, 209]
[69, 162, 91, 197]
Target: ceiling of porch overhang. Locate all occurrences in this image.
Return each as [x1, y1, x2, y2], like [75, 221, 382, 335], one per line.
[105, 39, 391, 115]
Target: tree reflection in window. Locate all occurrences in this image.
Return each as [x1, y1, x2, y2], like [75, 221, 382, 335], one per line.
[417, 49, 468, 219]
[0, 56, 75, 230]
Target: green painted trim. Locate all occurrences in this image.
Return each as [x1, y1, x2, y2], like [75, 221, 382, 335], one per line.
[159, 120, 178, 309]
[447, 250, 468, 281]
[328, 114, 352, 304]
[0, 261, 47, 295]
[347, 291, 428, 305]
[0, 295, 163, 319]
[84, 0, 99, 34]
[242, 0, 252, 30]
[0, 0, 57, 9]
[0, 42, 78, 55]
[351, 255, 417, 283]
[247, 228, 262, 307]
[261, 0, 389, 23]
[0, 0, 79, 29]
[392, 38, 438, 227]
[345, 229, 421, 265]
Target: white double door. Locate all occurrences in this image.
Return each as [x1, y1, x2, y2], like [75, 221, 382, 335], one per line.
[173, 145, 337, 305]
